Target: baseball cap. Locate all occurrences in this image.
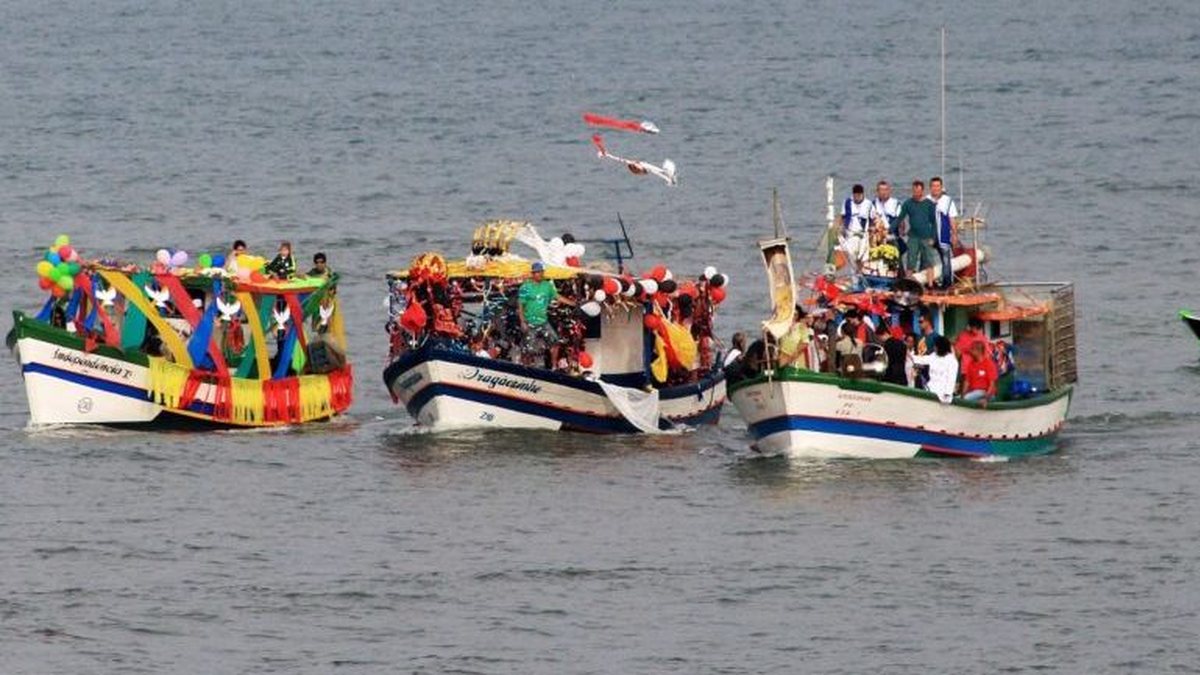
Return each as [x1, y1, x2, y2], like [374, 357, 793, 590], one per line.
[531, 261, 545, 273]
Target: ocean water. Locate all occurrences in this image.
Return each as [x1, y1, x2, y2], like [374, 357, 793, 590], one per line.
[2, 0, 1199, 672]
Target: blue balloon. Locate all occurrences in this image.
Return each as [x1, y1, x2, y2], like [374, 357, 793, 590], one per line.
[47, 252, 61, 265]
[212, 254, 225, 268]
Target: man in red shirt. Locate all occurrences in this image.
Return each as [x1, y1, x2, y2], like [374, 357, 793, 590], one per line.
[954, 316, 989, 356]
[960, 340, 998, 404]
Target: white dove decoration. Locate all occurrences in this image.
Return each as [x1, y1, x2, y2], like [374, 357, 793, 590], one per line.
[318, 303, 334, 328]
[216, 297, 242, 323]
[94, 286, 117, 307]
[144, 285, 171, 309]
[272, 306, 291, 332]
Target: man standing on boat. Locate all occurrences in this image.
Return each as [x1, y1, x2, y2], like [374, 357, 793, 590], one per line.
[518, 261, 574, 367]
[872, 180, 903, 269]
[929, 177, 959, 288]
[894, 180, 939, 282]
[840, 184, 875, 267]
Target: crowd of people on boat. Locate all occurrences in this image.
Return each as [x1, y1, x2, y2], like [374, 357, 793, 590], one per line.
[388, 255, 721, 385]
[727, 304, 1012, 406]
[838, 177, 960, 288]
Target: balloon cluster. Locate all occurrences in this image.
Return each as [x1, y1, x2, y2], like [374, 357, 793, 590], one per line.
[155, 248, 191, 269]
[35, 235, 82, 296]
[195, 252, 225, 270]
[548, 236, 586, 267]
[575, 263, 729, 318]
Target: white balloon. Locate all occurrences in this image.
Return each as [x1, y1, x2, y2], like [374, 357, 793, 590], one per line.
[565, 242, 585, 258]
[663, 269, 673, 281]
[639, 279, 659, 295]
[580, 301, 602, 317]
[549, 237, 565, 251]
[703, 265, 717, 280]
[622, 281, 638, 297]
[593, 289, 607, 303]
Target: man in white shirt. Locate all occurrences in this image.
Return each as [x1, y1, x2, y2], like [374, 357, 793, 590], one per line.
[872, 180, 904, 272]
[910, 335, 958, 403]
[840, 184, 875, 266]
[929, 176, 959, 289]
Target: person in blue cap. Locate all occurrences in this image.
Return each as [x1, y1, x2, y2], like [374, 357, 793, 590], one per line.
[517, 261, 574, 367]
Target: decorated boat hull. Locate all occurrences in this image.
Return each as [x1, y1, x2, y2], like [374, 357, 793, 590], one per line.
[384, 343, 725, 433]
[12, 311, 352, 428]
[729, 369, 1071, 459]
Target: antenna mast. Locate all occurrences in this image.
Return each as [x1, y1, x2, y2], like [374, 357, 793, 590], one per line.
[940, 26, 947, 177]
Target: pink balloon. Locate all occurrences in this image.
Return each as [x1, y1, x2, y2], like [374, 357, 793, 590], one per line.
[170, 250, 188, 267]
[156, 249, 171, 265]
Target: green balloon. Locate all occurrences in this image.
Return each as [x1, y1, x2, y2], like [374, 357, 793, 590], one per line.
[54, 234, 70, 248]
[67, 261, 81, 276]
[198, 253, 213, 268]
[54, 262, 69, 278]
[57, 275, 74, 291]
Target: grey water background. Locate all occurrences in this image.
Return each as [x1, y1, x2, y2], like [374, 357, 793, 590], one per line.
[1, 0, 1199, 672]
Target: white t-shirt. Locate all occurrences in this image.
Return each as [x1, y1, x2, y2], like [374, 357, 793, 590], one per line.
[872, 196, 901, 229]
[842, 197, 876, 236]
[912, 352, 959, 403]
[932, 193, 959, 245]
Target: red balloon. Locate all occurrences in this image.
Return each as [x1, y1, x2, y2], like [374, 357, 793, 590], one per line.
[38, 277, 53, 290]
[579, 351, 594, 369]
[51, 285, 66, 298]
[602, 277, 619, 295]
[643, 314, 662, 331]
[59, 245, 74, 260]
[656, 292, 670, 308]
[649, 264, 667, 282]
[565, 256, 581, 267]
[709, 286, 727, 304]
[679, 281, 699, 298]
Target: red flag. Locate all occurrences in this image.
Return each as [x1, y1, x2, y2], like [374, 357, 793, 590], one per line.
[583, 112, 659, 134]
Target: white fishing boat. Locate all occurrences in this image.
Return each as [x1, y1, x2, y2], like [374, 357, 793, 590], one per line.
[728, 192, 1077, 459]
[383, 220, 727, 433]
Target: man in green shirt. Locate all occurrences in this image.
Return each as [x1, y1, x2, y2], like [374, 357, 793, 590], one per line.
[894, 180, 938, 277]
[517, 261, 573, 367]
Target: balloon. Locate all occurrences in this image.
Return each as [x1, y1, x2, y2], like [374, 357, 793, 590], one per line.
[580, 301, 602, 317]
[639, 278, 659, 295]
[156, 249, 171, 265]
[593, 289, 607, 303]
[659, 279, 677, 294]
[54, 234, 70, 248]
[602, 277, 619, 295]
[709, 286, 727, 304]
[51, 285, 66, 298]
[36, 261, 53, 278]
[656, 292, 670, 308]
[710, 273, 727, 288]
[57, 275, 74, 291]
[644, 314, 662, 331]
[565, 242, 585, 258]
[621, 279, 638, 297]
[212, 254, 225, 268]
[565, 256, 581, 268]
[579, 352, 594, 369]
[66, 248, 80, 262]
[663, 268, 674, 281]
[198, 253, 213, 269]
[47, 251, 62, 266]
[38, 277, 53, 290]
[54, 262, 70, 279]
[58, 245, 74, 261]
[66, 261, 81, 276]
[170, 250, 188, 267]
[679, 281, 698, 298]
[649, 265, 667, 282]
[703, 265, 718, 280]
